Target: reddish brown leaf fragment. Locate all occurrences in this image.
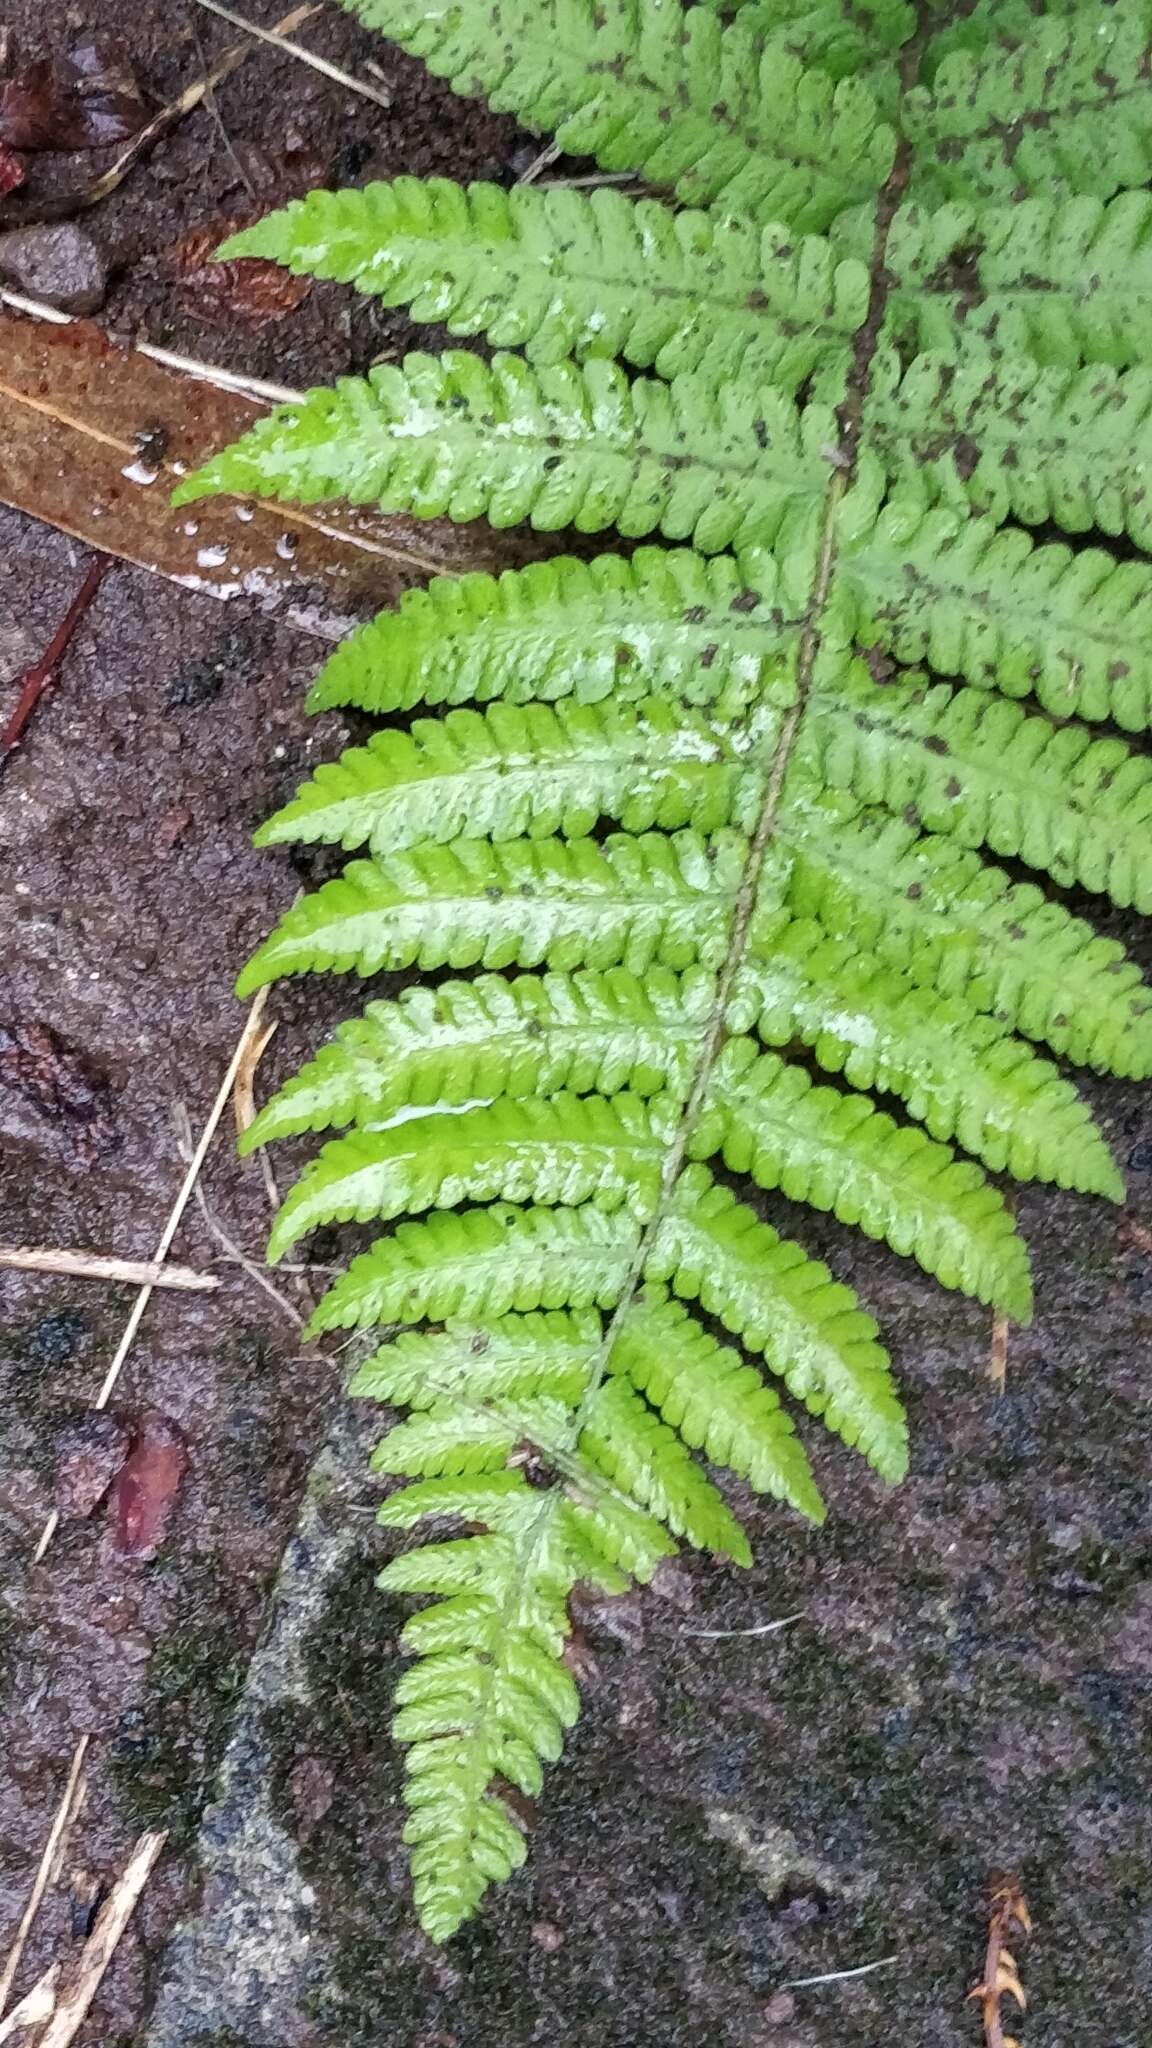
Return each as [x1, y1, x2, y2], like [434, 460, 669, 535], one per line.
[0, 140, 24, 196]
[165, 218, 311, 329]
[109, 1412, 188, 1559]
[0, 40, 147, 152]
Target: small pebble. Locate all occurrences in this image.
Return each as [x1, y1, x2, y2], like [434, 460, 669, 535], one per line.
[0, 223, 109, 314]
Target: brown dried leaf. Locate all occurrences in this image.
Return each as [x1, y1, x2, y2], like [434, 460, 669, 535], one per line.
[0, 141, 24, 197]
[0, 313, 500, 636]
[0, 40, 148, 152]
[166, 221, 311, 329]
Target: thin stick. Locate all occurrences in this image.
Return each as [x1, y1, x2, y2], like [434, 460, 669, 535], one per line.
[190, 0, 394, 109]
[0, 1246, 219, 1292]
[172, 1100, 304, 1328]
[783, 1955, 899, 1990]
[31, 991, 271, 1564]
[0, 556, 109, 765]
[516, 140, 562, 184]
[680, 1612, 803, 1640]
[0, 1966, 59, 2043]
[0, 1738, 89, 2016]
[35, 1831, 167, 2048]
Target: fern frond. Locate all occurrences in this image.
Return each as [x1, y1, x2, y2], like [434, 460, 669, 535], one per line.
[732, 917, 1121, 1197]
[838, 499, 1152, 732]
[241, 968, 712, 1148]
[342, 0, 894, 231]
[350, 1310, 600, 1411]
[579, 1377, 753, 1558]
[257, 698, 759, 855]
[612, 1291, 827, 1515]
[649, 1168, 906, 1479]
[221, 181, 863, 391]
[878, 192, 1152, 371]
[917, 0, 1087, 79]
[306, 546, 807, 720]
[307, 1204, 641, 1333]
[772, 788, 1152, 1077]
[697, 1040, 1032, 1316]
[180, 0, 1152, 1942]
[372, 1474, 587, 1940]
[266, 1092, 673, 1258]
[175, 352, 832, 555]
[867, 348, 1152, 549]
[236, 831, 742, 991]
[802, 662, 1152, 910]
[905, 1, 1152, 207]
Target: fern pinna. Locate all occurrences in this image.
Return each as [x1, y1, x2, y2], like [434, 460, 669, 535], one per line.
[175, 0, 1152, 1939]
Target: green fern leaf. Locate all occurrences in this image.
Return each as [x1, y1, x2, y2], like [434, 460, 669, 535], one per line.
[237, 831, 743, 992]
[697, 1040, 1032, 1316]
[772, 786, 1152, 1077]
[732, 917, 1122, 1198]
[866, 347, 1152, 550]
[802, 661, 1152, 910]
[580, 1377, 753, 1558]
[876, 192, 1152, 371]
[838, 498, 1152, 732]
[266, 1092, 673, 1259]
[648, 1168, 906, 1480]
[350, 1309, 600, 1411]
[256, 698, 758, 855]
[307, 1204, 641, 1334]
[241, 968, 712, 1148]
[906, 1, 1152, 207]
[221, 181, 863, 391]
[305, 546, 808, 720]
[175, 352, 833, 555]
[612, 1291, 827, 1516]
[341, 0, 894, 231]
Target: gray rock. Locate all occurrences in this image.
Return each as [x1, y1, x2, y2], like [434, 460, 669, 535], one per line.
[0, 222, 109, 313]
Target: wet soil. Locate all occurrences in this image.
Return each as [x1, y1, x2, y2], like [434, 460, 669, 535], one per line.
[1, 5, 1151, 2046]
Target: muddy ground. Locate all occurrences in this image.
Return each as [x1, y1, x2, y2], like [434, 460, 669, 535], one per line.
[1, 4, 1150, 2045]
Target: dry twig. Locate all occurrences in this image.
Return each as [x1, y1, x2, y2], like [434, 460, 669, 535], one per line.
[0, 556, 109, 766]
[31, 990, 272, 1563]
[0, 1738, 89, 2018]
[0, 1245, 218, 1292]
[969, 1874, 1032, 2048]
[172, 1098, 304, 1326]
[34, 1830, 167, 2048]
[190, 0, 394, 108]
[0, 1967, 60, 2043]
[232, 1013, 280, 1209]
